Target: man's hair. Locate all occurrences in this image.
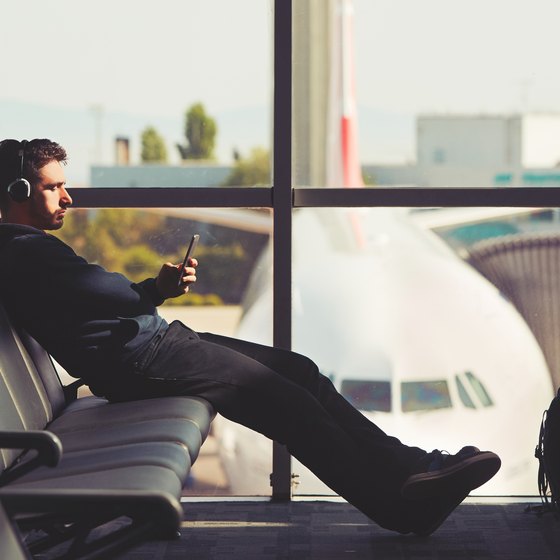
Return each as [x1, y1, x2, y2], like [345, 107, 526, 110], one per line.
[0, 139, 67, 202]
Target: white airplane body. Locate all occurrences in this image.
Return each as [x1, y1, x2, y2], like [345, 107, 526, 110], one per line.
[213, 0, 553, 497]
[214, 206, 554, 496]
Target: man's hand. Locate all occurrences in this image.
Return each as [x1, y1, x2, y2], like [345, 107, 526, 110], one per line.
[155, 258, 198, 300]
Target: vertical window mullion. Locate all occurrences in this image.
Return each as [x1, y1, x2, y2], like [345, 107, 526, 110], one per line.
[271, 0, 293, 501]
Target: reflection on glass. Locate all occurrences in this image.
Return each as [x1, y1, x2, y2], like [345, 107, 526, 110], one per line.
[341, 380, 391, 412]
[290, 207, 556, 497]
[52, 207, 272, 496]
[401, 381, 452, 413]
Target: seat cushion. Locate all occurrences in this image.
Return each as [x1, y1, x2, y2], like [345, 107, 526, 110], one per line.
[13, 441, 192, 485]
[50, 418, 205, 463]
[55, 396, 214, 441]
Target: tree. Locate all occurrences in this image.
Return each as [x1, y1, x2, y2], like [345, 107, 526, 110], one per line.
[223, 147, 270, 186]
[176, 103, 217, 160]
[140, 126, 168, 163]
[54, 209, 266, 305]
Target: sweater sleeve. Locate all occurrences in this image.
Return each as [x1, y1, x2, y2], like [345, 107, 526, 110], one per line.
[5, 233, 161, 318]
[137, 277, 165, 307]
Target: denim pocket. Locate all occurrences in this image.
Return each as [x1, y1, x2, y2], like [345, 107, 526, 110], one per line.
[133, 320, 200, 378]
[133, 331, 165, 374]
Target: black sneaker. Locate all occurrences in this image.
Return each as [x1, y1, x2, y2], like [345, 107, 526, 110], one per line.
[401, 446, 501, 501]
[392, 447, 501, 536]
[398, 491, 473, 537]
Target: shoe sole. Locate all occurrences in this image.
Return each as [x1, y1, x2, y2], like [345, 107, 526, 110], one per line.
[401, 451, 501, 501]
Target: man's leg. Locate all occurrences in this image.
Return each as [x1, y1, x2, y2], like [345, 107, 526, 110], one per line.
[196, 332, 501, 534]
[104, 322, 425, 530]
[102, 321, 500, 534]
[197, 331, 427, 476]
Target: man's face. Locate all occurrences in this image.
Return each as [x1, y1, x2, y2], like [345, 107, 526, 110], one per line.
[27, 160, 72, 230]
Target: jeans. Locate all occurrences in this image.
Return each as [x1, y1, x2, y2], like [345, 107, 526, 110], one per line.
[101, 320, 428, 531]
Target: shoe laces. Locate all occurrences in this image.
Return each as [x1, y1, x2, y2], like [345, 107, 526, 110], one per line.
[427, 446, 479, 472]
[427, 449, 448, 471]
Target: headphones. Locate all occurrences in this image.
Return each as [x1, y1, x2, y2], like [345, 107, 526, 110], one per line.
[7, 140, 31, 202]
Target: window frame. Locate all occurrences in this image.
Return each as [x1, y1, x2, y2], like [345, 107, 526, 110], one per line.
[66, 0, 559, 500]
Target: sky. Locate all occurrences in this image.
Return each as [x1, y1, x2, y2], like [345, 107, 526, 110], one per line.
[1, 0, 560, 183]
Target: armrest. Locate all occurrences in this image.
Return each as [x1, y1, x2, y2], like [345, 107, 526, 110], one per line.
[0, 431, 63, 486]
[0, 431, 62, 467]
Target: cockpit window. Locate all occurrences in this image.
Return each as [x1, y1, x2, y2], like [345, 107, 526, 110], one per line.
[465, 371, 494, 407]
[401, 380, 452, 412]
[455, 375, 476, 409]
[340, 380, 391, 412]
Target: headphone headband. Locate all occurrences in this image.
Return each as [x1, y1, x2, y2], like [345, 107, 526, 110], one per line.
[7, 140, 31, 203]
[17, 140, 27, 176]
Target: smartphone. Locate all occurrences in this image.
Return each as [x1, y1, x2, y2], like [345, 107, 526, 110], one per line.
[178, 234, 200, 287]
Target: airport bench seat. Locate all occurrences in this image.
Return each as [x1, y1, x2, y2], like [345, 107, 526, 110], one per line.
[0, 303, 215, 560]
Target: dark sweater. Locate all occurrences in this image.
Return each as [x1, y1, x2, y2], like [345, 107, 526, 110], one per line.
[0, 224, 167, 383]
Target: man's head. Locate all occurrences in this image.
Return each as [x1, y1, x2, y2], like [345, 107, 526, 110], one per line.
[0, 139, 72, 230]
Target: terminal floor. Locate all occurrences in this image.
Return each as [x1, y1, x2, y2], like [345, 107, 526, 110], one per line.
[114, 499, 560, 560]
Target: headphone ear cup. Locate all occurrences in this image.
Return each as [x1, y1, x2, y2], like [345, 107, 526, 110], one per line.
[7, 178, 31, 202]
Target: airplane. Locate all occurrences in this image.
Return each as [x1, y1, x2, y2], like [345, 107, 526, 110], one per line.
[212, 204, 554, 496]
[209, 0, 555, 497]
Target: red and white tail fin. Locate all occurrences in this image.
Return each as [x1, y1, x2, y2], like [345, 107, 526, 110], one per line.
[327, 0, 364, 189]
[327, 0, 366, 247]
[339, 0, 364, 189]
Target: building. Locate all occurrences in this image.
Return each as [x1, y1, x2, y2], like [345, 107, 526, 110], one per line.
[91, 162, 232, 188]
[364, 113, 560, 187]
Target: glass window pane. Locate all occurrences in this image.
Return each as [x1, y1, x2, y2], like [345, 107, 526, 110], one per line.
[293, 1, 560, 188]
[52, 207, 272, 497]
[290, 206, 556, 497]
[1, 0, 272, 188]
